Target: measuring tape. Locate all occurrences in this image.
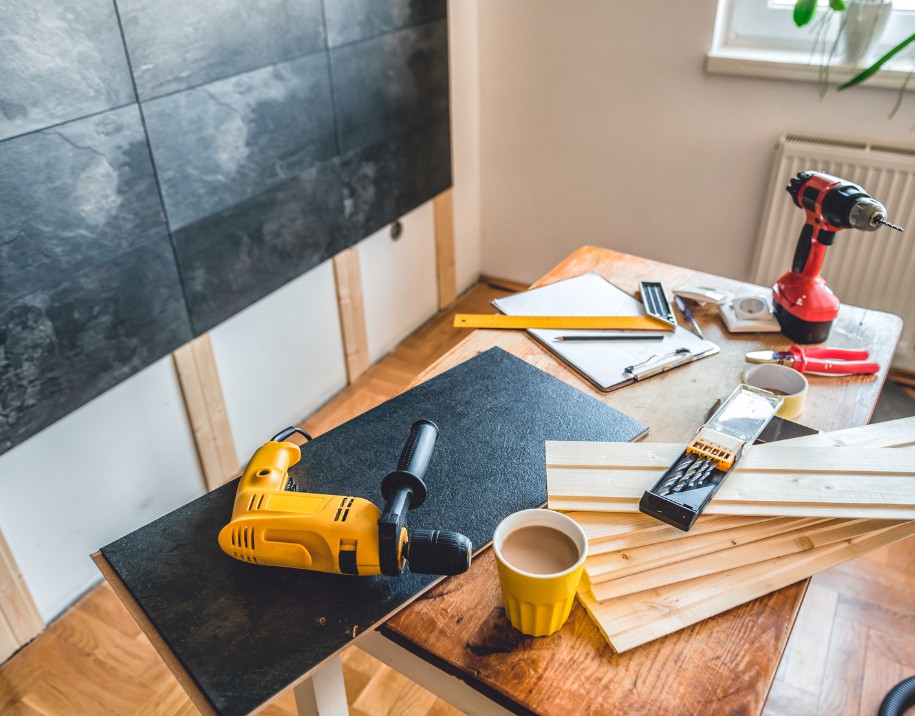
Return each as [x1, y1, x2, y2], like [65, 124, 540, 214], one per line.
[453, 314, 673, 331]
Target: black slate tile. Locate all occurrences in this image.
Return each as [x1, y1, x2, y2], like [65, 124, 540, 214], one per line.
[340, 114, 451, 243]
[0, 105, 168, 308]
[330, 19, 449, 155]
[143, 54, 337, 232]
[117, 0, 326, 100]
[0, 237, 192, 455]
[0, 0, 134, 141]
[174, 157, 346, 334]
[101, 347, 648, 716]
[323, 0, 446, 47]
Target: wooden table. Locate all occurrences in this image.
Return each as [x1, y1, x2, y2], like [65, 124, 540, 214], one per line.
[378, 247, 901, 715]
[96, 247, 901, 715]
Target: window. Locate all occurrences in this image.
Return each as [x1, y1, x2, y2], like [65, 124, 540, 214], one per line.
[709, 0, 915, 87]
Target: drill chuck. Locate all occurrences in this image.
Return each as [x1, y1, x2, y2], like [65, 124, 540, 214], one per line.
[848, 197, 891, 231]
[406, 528, 473, 575]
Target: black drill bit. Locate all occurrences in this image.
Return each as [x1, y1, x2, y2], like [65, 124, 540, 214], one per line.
[875, 216, 904, 231]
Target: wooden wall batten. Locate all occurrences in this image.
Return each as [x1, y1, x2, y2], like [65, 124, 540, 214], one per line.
[173, 335, 239, 492]
[0, 530, 44, 662]
[333, 248, 371, 383]
[434, 190, 457, 310]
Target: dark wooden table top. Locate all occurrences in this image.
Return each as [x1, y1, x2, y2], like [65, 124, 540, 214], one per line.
[381, 246, 902, 715]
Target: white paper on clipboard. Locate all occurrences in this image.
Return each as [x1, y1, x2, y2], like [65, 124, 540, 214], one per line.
[491, 272, 719, 392]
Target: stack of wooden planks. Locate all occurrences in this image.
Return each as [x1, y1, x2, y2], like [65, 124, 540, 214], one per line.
[544, 416, 915, 653]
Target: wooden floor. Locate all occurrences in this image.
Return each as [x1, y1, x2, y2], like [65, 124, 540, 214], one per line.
[1, 279, 914, 716]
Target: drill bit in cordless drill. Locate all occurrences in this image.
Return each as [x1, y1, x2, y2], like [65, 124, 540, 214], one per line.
[874, 216, 904, 231]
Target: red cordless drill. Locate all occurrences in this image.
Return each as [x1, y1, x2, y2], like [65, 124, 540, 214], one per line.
[773, 171, 903, 344]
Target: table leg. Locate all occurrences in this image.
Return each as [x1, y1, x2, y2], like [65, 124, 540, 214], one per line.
[293, 655, 349, 716]
[358, 631, 514, 715]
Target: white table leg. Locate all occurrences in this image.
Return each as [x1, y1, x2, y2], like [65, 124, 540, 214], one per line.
[358, 630, 514, 715]
[293, 655, 349, 716]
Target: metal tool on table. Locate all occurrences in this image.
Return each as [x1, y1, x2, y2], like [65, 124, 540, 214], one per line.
[674, 295, 703, 338]
[217, 420, 472, 576]
[746, 344, 880, 376]
[639, 385, 783, 531]
[774, 170, 903, 344]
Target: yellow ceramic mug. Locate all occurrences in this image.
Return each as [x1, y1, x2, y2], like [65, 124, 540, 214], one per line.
[492, 509, 588, 637]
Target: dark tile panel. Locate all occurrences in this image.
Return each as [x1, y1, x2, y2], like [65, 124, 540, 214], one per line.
[117, 0, 326, 100]
[144, 54, 337, 232]
[340, 114, 451, 244]
[174, 158, 346, 334]
[0, 105, 168, 308]
[330, 19, 449, 155]
[323, 0, 446, 47]
[0, 237, 192, 455]
[0, 0, 134, 141]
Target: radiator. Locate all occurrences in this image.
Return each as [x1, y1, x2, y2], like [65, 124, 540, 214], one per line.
[750, 134, 915, 372]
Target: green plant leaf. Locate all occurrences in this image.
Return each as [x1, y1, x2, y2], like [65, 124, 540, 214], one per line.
[829, 0, 846, 11]
[838, 32, 915, 89]
[794, 0, 818, 27]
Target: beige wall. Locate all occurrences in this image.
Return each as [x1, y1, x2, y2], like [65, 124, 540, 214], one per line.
[476, 0, 915, 284]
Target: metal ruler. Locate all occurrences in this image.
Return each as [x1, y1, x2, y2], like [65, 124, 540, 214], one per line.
[453, 314, 673, 331]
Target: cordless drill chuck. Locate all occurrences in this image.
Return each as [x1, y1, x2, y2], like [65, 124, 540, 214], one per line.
[774, 171, 903, 343]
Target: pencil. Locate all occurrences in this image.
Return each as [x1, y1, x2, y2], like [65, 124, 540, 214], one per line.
[554, 334, 666, 342]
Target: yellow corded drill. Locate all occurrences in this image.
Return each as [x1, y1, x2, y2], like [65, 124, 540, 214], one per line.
[217, 420, 472, 577]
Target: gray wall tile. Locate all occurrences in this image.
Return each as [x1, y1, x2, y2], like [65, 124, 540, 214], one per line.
[144, 54, 336, 231]
[0, 105, 168, 307]
[323, 0, 446, 47]
[341, 114, 451, 243]
[331, 19, 449, 154]
[174, 158, 346, 334]
[0, 0, 134, 141]
[0, 237, 192, 453]
[118, 0, 326, 100]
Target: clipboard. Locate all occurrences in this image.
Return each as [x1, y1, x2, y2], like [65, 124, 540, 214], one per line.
[492, 272, 719, 392]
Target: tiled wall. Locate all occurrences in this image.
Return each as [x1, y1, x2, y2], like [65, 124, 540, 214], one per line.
[0, 0, 451, 456]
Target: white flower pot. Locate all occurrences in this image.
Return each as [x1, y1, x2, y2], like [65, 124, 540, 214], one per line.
[844, 0, 893, 65]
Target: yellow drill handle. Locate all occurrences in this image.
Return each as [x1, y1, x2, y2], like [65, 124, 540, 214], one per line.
[232, 441, 301, 519]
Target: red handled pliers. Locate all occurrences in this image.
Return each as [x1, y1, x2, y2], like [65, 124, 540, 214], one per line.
[745, 344, 880, 375]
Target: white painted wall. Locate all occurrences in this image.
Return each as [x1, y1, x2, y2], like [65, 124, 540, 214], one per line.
[359, 202, 438, 364]
[210, 259, 347, 465]
[475, 0, 915, 284]
[0, 357, 204, 621]
[448, 0, 483, 293]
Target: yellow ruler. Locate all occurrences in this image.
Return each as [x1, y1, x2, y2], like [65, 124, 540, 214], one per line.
[453, 314, 674, 331]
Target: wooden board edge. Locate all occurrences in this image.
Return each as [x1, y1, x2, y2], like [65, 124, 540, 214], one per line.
[0, 529, 44, 650]
[91, 551, 218, 716]
[332, 248, 370, 383]
[434, 190, 457, 310]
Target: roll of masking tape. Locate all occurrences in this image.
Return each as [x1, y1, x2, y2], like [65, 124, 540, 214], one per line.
[742, 364, 808, 420]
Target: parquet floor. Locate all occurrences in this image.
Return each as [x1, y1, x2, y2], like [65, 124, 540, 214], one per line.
[1, 279, 913, 715]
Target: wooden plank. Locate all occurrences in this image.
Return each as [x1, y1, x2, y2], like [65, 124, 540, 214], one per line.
[761, 414, 915, 449]
[577, 520, 915, 653]
[0, 530, 44, 653]
[433, 190, 457, 310]
[584, 516, 800, 584]
[588, 519, 896, 602]
[546, 441, 915, 473]
[333, 247, 370, 383]
[586, 515, 764, 556]
[551, 497, 915, 520]
[172, 335, 239, 492]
